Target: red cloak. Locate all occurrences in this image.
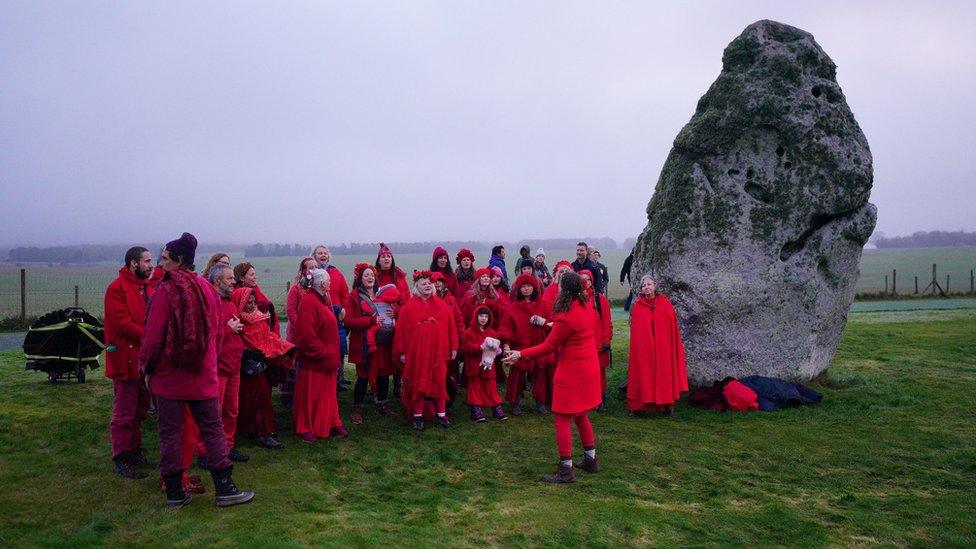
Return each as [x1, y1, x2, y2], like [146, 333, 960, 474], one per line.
[626, 294, 688, 410]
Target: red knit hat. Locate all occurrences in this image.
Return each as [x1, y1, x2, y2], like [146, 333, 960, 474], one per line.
[432, 246, 448, 261]
[511, 273, 542, 301]
[554, 260, 573, 272]
[455, 248, 475, 264]
[165, 232, 198, 267]
[353, 262, 375, 280]
[474, 267, 492, 280]
[578, 269, 594, 282]
[412, 269, 434, 282]
[377, 242, 393, 260]
[490, 266, 504, 279]
[430, 272, 445, 283]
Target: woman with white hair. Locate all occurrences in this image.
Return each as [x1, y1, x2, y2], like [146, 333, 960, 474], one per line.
[293, 268, 348, 442]
[626, 275, 688, 416]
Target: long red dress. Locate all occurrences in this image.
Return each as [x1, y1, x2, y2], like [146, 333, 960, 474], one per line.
[627, 294, 688, 410]
[237, 283, 279, 437]
[293, 290, 343, 438]
[587, 292, 613, 394]
[519, 301, 601, 415]
[393, 294, 458, 410]
[460, 320, 504, 407]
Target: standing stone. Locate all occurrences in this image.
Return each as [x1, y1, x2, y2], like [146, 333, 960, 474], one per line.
[631, 20, 876, 384]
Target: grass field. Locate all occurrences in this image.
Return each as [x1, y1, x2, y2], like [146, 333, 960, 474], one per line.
[0, 309, 973, 546]
[1, 246, 974, 319]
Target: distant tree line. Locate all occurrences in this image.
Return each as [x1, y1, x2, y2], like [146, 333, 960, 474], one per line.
[6, 244, 245, 264]
[874, 231, 976, 249]
[245, 238, 621, 257]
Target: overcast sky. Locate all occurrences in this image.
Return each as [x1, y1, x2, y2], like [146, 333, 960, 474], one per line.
[1, 1, 974, 247]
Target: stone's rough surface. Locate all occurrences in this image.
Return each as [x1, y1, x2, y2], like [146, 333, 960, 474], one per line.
[632, 20, 876, 384]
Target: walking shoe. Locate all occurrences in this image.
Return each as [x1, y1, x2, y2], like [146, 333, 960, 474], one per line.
[540, 463, 576, 484]
[132, 446, 157, 468]
[535, 402, 549, 415]
[210, 465, 255, 508]
[256, 434, 284, 449]
[298, 432, 316, 444]
[471, 406, 487, 423]
[437, 415, 451, 428]
[510, 403, 524, 416]
[351, 405, 364, 425]
[112, 453, 148, 479]
[572, 455, 599, 474]
[228, 448, 250, 462]
[163, 472, 191, 509]
[412, 416, 425, 431]
[330, 425, 349, 438]
[492, 405, 509, 421]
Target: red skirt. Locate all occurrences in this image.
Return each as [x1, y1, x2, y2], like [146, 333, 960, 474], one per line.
[467, 374, 502, 407]
[238, 371, 276, 437]
[293, 368, 342, 438]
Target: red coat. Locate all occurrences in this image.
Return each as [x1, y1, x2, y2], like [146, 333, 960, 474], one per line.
[103, 267, 150, 380]
[459, 293, 505, 330]
[285, 283, 307, 343]
[325, 266, 350, 309]
[344, 289, 377, 367]
[588, 293, 613, 368]
[139, 271, 221, 400]
[439, 292, 466, 343]
[460, 323, 504, 406]
[500, 297, 549, 371]
[393, 295, 458, 401]
[217, 295, 245, 377]
[627, 294, 688, 408]
[519, 301, 601, 415]
[454, 270, 476, 299]
[295, 290, 340, 373]
[377, 267, 410, 306]
[540, 282, 560, 315]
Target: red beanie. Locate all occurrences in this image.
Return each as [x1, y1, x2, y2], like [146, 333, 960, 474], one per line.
[474, 267, 492, 280]
[554, 260, 572, 272]
[430, 272, 445, 283]
[165, 232, 198, 267]
[455, 248, 475, 264]
[377, 242, 393, 260]
[432, 246, 448, 261]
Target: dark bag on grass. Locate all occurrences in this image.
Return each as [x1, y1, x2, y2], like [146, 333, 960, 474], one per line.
[241, 349, 267, 376]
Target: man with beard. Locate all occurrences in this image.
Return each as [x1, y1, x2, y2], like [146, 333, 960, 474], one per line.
[104, 246, 154, 479]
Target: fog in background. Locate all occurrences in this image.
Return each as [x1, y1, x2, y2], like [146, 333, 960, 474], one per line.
[2, 1, 974, 247]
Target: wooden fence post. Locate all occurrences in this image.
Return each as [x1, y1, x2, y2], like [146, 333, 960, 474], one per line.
[946, 275, 950, 294]
[74, 285, 79, 307]
[971, 269, 974, 294]
[20, 268, 26, 323]
[914, 276, 919, 294]
[891, 269, 897, 296]
[884, 275, 888, 295]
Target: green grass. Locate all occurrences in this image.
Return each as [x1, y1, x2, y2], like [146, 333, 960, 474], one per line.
[0, 312, 974, 546]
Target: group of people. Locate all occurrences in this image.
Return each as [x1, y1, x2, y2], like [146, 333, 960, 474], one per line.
[104, 234, 688, 508]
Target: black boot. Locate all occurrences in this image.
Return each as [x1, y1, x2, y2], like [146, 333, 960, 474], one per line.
[228, 448, 250, 462]
[540, 463, 576, 483]
[572, 454, 599, 473]
[163, 472, 192, 509]
[210, 466, 255, 508]
[132, 446, 157, 468]
[113, 452, 148, 479]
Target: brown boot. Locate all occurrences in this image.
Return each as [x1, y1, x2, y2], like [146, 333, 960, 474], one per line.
[540, 463, 576, 483]
[572, 454, 599, 473]
[376, 401, 397, 417]
[351, 405, 364, 425]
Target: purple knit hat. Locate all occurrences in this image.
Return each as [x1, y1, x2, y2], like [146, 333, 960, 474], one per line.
[165, 232, 198, 267]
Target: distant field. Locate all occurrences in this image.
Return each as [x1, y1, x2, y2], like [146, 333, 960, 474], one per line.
[1, 246, 973, 319]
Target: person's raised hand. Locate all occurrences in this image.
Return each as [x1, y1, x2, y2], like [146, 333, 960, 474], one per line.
[501, 350, 521, 365]
[228, 316, 243, 333]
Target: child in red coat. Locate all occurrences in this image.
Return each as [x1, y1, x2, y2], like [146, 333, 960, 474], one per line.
[232, 287, 295, 366]
[460, 306, 508, 422]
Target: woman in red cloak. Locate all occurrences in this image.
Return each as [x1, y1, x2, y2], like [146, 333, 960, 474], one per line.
[233, 262, 283, 449]
[293, 268, 347, 442]
[579, 270, 613, 412]
[453, 248, 477, 299]
[432, 272, 466, 394]
[393, 271, 458, 431]
[459, 268, 504, 329]
[503, 272, 601, 483]
[627, 275, 688, 415]
[430, 247, 459, 297]
[500, 273, 553, 415]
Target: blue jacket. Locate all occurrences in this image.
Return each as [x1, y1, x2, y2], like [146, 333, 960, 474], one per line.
[489, 255, 508, 283]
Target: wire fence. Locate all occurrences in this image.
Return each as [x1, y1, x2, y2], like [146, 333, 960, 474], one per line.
[2, 259, 975, 326]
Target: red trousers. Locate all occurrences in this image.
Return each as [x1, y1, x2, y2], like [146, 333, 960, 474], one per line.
[109, 379, 151, 458]
[554, 412, 595, 459]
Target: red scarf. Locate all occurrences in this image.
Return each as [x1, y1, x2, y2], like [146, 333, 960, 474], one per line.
[162, 268, 209, 373]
